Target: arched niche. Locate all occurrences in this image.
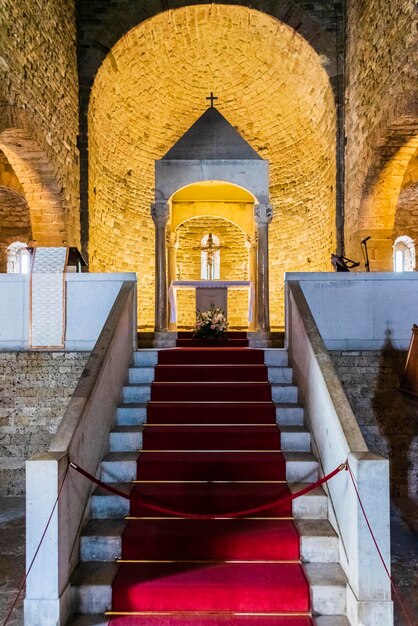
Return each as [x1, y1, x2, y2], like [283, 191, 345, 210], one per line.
[170, 181, 256, 236]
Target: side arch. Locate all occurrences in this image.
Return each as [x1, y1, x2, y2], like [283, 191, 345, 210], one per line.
[0, 129, 67, 246]
[352, 96, 418, 269]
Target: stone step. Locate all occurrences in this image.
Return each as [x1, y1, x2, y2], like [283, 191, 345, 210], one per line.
[116, 402, 304, 428]
[101, 450, 315, 483]
[66, 616, 110, 626]
[128, 367, 155, 383]
[271, 384, 298, 403]
[132, 349, 290, 368]
[314, 617, 351, 626]
[110, 424, 308, 453]
[71, 561, 347, 615]
[128, 365, 293, 384]
[116, 403, 147, 425]
[122, 384, 151, 403]
[275, 403, 304, 426]
[90, 482, 328, 521]
[68, 616, 351, 626]
[123, 383, 298, 404]
[263, 349, 288, 367]
[295, 520, 339, 563]
[101, 452, 138, 483]
[284, 452, 318, 482]
[71, 562, 117, 614]
[80, 519, 126, 561]
[280, 425, 310, 452]
[91, 483, 132, 519]
[80, 519, 338, 564]
[267, 367, 293, 384]
[304, 563, 347, 616]
[289, 482, 328, 520]
[109, 426, 142, 452]
[133, 349, 159, 367]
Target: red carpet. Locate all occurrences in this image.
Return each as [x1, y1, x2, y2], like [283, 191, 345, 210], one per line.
[111, 342, 313, 624]
[147, 401, 276, 424]
[129, 482, 293, 517]
[142, 425, 281, 450]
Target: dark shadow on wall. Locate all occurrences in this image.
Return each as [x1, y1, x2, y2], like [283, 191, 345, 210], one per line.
[372, 330, 418, 530]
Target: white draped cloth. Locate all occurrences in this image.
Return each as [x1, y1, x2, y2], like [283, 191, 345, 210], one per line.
[30, 247, 68, 348]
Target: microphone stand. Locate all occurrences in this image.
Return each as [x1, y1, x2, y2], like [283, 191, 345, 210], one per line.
[361, 238, 370, 272]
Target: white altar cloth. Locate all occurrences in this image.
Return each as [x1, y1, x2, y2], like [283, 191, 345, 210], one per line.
[169, 280, 254, 324]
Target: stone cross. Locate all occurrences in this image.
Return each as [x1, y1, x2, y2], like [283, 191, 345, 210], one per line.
[206, 92, 218, 108]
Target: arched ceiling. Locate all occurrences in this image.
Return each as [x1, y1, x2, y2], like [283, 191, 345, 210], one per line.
[89, 4, 336, 328]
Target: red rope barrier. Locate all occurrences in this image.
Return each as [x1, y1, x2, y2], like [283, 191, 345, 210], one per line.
[347, 463, 416, 626]
[1, 463, 70, 626]
[70, 460, 347, 519]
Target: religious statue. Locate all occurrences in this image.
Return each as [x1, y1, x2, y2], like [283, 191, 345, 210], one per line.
[194, 233, 225, 280]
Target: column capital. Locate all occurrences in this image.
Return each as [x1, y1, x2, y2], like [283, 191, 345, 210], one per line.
[167, 231, 179, 248]
[245, 234, 257, 250]
[254, 203, 273, 225]
[151, 202, 169, 226]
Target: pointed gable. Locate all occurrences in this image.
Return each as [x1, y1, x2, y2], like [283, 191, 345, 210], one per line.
[162, 107, 261, 160]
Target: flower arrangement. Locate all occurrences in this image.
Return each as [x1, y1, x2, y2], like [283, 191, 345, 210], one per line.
[194, 307, 228, 340]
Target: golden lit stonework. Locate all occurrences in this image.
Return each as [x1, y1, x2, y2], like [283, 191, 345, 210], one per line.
[88, 4, 336, 330]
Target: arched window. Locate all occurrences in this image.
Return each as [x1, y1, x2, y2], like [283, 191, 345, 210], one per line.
[201, 233, 221, 280]
[393, 236, 415, 272]
[7, 242, 31, 274]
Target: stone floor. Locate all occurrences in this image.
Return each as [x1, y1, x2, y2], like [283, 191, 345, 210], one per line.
[0, 497, 416, 626]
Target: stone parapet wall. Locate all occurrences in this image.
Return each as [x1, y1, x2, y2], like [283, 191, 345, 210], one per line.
[330, 350, 417, 498]
[0, 352, 89, 495]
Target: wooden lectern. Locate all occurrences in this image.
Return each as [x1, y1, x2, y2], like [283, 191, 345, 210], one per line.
[399, 324, 418, 398]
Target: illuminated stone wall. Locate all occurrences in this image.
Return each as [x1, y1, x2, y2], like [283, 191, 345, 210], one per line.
[345, 0, 418, 267]
[0, 153, 30, 271]
[174, 215, 248, 329]
[0, 188, 31, 271]
[0, 0, 79, 245]
[89, 5, 336, 329]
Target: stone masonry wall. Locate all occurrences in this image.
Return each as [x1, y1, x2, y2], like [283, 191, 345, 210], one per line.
[88, 5, 336, 330]
[345, 0, 418, 260]
[0, 352, 88, 495]
[0, 0, 80, 244]
[330, 350, 418, 499]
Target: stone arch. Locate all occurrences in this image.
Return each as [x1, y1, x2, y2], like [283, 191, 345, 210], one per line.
[0, 128, 67, 247]
[88, 4, 336, 329]
[79, 1, 342, 256]
[175, 214, 249, 327]
[0, 184, 31, 272]
[6, 241, 32, 274]
[393, 235, 415, 272]
[170, 181, 257, 236]
[353, 97, 418, 270]
[78, 1, 338, 86]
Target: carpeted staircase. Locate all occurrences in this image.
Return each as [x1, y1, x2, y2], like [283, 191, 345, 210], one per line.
[70, 335, 349, 626]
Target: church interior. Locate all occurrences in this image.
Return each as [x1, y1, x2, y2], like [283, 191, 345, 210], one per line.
[0, 1, 417, 625]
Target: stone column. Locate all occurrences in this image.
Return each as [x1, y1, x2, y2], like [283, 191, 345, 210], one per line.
[246, 235, 258, 331]
[167, 232, 178, 331]
[254, 203, 273, 332]
[151, 202, 169, 333]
